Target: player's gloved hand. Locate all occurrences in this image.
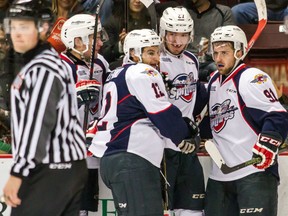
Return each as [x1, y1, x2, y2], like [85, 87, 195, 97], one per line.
[86, 119, 98, 146]
[252, 131, 283, 169]
[160, 72, 173, 91]
[76, 80, 101, 108]
[178, 117, 200, 154]
[178, 134, 200, 154]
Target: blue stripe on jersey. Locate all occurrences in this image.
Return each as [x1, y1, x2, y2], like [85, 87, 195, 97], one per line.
[233, 68, 261, 134]
[147, 104, 190, 145]
[94, 58, 108, 81]
[104, 66, 147, 155]
[183, 50, 199, 70]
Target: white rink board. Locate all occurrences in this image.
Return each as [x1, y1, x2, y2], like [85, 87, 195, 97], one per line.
[0, 155, 287, 216]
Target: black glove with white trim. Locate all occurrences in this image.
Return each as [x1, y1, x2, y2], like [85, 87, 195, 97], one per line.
[178, 117, 200, 154]
[76, 80, 101, 108]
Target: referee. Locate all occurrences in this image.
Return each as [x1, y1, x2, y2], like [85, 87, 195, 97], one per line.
[2, 1, 88, 216]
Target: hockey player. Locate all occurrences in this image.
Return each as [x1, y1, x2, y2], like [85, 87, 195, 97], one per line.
[205, 25, 288, 216]
[159, 7, 208, 216]
[2, 1, 88, 215]
[88, 29, 199, 216]
[60, 14, 110, 216]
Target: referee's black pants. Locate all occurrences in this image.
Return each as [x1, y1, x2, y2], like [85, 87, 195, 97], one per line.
[11, 160, 88, 216]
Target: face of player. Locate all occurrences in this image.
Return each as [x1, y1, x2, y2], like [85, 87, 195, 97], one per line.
[141, 46, 160, 69]
[164, 31, 190, 55]
[212, 42, 240, 75]
[87, 33, 103, 58]
[10, 19, 38, 54]
[76, 32, 103, 60]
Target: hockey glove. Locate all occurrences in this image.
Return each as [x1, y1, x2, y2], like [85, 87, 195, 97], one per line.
[76, 80, 101, 108]
[86, 119, 98, 157]
[252, 131, 283, 169]
[178, 134, 201, 154]
[86, 119, 98, 146]
[178, 117, 201, 154]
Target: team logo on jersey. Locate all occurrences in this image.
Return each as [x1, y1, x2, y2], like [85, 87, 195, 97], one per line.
[141, 68, 158, 77]
[210, 99, 238, 133]
[168, 72, 197, 102]
[250, 74, 268, 84]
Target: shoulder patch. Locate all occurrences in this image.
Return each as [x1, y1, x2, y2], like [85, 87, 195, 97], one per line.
[250, 74, 268, 84]
[140, 68, 159, 77]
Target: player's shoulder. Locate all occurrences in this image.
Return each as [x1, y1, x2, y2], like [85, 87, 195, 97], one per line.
[183, 50, 198, 61]
[182, 50, 199, 67]
[240, 67, 271, 83]
[126, 63, 161, 81]
[96, 54, 109, 66]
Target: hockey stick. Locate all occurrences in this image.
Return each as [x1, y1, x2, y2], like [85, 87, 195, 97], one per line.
[195, 104, 208, 126]
[205, 139, 288, 174]
[160, 154, 173, 216]
[242, 0, 267, 60]
[83, 0, 105, 132]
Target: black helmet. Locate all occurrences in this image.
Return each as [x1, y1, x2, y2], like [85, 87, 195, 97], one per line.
[7, 0, 52, 21]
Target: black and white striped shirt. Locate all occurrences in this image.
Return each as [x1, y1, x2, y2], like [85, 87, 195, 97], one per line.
[10, 43, 86, 178]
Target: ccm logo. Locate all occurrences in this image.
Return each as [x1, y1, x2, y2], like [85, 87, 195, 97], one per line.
[260, 136, 281, 147]
[118, 203, 127, 208]
[192, 194, 205, 199]
[240, 208, 263, 213]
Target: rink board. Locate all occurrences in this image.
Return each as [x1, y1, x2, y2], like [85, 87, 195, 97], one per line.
[0, 154, 287, 216]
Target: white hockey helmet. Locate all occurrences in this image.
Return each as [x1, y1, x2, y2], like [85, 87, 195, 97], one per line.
[123, 29, 161, 63]
[61, 14, 104, 52]
[159, 6, 194, 41]
[210, 25, 248, 60]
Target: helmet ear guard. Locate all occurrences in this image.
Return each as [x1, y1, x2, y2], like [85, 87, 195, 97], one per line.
[123, 29, 161, 63]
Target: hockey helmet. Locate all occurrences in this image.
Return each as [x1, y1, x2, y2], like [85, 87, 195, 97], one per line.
[123, 29, 161, 63]
[159, 6, 194, 42]
[61, 14, 108, 51]
[210, 25, 248, 60]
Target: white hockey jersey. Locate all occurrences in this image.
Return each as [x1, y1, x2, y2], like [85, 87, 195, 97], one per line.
[60, 52, 110, 123]
[89, 63, 191, 168]
[208, 63, 288, 181]
[60, 52, 111, 168]
[160, 50, 207, 150]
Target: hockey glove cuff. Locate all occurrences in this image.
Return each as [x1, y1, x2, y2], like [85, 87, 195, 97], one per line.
[252, 131, 282, 169]
[183, 117, 199, 138]
[86, 119, 98, 147]
[76, 80, 101, 108]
